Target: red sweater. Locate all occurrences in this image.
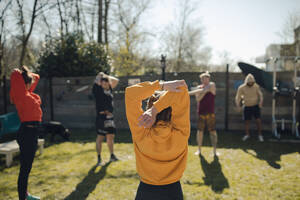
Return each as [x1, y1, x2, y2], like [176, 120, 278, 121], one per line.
[10, 70, 42, 122]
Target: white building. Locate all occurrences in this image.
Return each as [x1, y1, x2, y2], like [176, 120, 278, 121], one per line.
[256, 26, 300, 71]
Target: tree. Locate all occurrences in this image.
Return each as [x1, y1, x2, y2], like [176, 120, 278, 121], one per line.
[15, 0, 39, 66]
[98, 0, 103, 43]
[209, 50, 236, 72]
[277, 10, 300, 43]
[104, 0, 111, 49]
[0, 0, 12, 78]
[160, 0, 211, 72]
[37, 33, 111, 77]
[110, 0, 151, 75]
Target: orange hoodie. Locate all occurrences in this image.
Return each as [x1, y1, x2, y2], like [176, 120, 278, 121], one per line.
[10, 70, 42, 122]
[125, 80, 190, 185]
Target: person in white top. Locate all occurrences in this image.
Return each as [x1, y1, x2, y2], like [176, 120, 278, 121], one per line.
[235, 74, 264, 142]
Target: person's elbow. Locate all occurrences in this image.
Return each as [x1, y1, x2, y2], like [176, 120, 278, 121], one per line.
[114, 79, 120, 87]
[180, 87, 189, 95]
[32, 73, 40, 79]
[110, 79, 119, 89]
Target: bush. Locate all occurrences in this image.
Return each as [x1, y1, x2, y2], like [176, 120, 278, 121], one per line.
[37, 33, 111, 77]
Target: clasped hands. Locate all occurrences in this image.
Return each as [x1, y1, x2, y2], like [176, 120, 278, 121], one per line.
[138, 80, 187, 128]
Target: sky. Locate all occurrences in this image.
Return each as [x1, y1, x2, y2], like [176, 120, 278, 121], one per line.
[141, 0, 300, 65]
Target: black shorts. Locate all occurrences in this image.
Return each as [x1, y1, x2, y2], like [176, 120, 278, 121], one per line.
[135, 181, 183, 200]
[243, 105, 261, 121]
[96, 114, 116, 135]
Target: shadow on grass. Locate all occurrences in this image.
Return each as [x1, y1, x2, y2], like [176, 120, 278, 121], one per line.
[241, 145, 282, 169]
[2, 129, 299, 170]
[44, 128, 133, 146]
[184, 155, 229, 193]
[189, 130, 300, 169]
[64, 162, 111, 200]
[199, 154, 229, 193]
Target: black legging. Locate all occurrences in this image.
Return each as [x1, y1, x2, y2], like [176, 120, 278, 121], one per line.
[17, 123, 39, 200]
[135, 181, 183, 200]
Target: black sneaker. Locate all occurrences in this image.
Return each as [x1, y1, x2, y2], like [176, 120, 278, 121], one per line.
[110, 154, 119, 162]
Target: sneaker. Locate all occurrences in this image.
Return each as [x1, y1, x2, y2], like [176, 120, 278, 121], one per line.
[96, 161, 104, 166]
[96, 157, 103, 166]
[242, 135, 250, 141]
[26, 194, 40, 200]
[194, 150, 201, 155]
[258, 135, 264, 142]
[110, 154, 119, 162]
[213, 151, 220, 157]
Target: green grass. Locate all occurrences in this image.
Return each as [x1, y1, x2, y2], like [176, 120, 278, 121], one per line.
[0, 129, 300, 200]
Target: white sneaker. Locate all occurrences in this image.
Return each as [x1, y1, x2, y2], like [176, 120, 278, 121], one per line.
[242, 135, 250, 141]
[194, 150, 201, 155]
[213, 151, 220, 157]
[258, 135, 264, 142]
[96, 160, 104, 166]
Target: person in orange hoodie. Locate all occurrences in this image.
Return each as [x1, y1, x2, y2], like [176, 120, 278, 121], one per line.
[10, 66, 42, 200]
[125, 80, 190, 200]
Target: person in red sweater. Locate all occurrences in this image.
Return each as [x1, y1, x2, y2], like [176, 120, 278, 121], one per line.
[10, 66, 42, 200]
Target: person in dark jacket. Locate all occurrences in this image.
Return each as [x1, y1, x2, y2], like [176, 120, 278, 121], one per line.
[92, 72, 119, 166]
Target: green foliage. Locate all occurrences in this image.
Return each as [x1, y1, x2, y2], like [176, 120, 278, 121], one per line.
[37, 33, 111, 77]
[112, 46, 141, 76]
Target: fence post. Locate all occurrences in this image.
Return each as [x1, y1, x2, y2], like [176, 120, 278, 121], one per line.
[225, 64, 229, 131]
[49, 77, 54, 120]
[2, 75, 7, 114]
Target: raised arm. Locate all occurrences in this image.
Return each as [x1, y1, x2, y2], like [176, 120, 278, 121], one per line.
[125, 81, 161, 137]
[10, 69, 26, 104]
[189, 82, 215, 101]
[153, 86, 190, 136]
[107, 75, 119, 89]
[189, 88, 206, 96]
[28, 73, 40, 92]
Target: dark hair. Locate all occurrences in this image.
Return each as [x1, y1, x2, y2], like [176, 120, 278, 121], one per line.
[21, 66, 33, 85]
[101, 77, 109, 82]
[146, 93, 172, 126]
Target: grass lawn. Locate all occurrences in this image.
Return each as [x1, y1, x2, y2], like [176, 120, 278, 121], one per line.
[0, 129, 300, 200]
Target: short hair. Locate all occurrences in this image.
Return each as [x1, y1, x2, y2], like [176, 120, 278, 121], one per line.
[101, 77, 109, 82]
[199, 71, 210, 79]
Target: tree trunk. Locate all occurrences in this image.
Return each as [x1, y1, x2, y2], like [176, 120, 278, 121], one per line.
[57, 0, 64, 40]
[19, 0, 38, 66]
[98, 0, 103, 44]
[104, 0, 110, 49]
[75, 0, 81, 33]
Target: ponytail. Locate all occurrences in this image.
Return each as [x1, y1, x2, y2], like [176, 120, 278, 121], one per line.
[21, 66, 33, 85]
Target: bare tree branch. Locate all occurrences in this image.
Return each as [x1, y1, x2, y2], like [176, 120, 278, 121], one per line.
[277, 10, 300, 43]
[98, 0, 103, 43]
[15, 0, 39, 66]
